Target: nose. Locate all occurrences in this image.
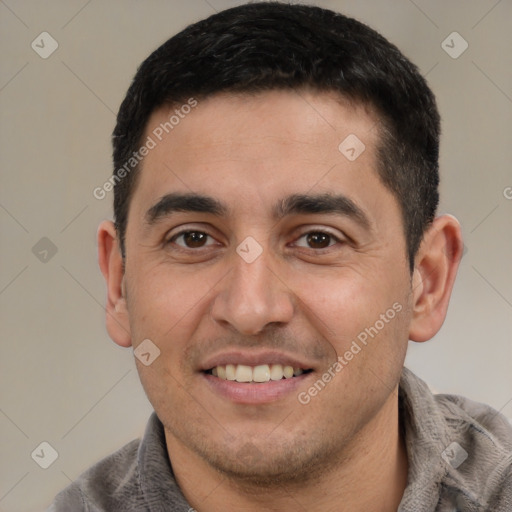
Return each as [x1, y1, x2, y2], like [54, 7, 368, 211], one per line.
[210, 249, 295, 335]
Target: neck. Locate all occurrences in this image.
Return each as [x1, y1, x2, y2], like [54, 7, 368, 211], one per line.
[166, 388, 408, 512]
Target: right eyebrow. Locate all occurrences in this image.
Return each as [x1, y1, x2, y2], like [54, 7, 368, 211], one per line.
[144, 192, 228, 226]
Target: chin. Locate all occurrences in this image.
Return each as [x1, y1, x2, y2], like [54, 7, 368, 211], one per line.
[201, 438, 338, 488]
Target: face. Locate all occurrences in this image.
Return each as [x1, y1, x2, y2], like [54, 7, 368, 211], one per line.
[121, 90, 413, 483]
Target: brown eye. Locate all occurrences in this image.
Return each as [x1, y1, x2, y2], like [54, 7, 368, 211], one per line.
[184, 232, 207, 247]
[305, 232, 334, 249]
[171, 231, 212, 248]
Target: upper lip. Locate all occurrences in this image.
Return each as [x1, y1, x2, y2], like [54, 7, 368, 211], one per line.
[200, 350, 315, 371]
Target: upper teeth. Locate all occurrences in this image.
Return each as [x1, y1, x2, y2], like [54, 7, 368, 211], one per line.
[211, 364, 304, 383]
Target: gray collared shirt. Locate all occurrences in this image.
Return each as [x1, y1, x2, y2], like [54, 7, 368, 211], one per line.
[48, 367, 512, 511]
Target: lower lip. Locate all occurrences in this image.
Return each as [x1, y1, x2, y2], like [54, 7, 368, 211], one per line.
[203, 372, 312, 404]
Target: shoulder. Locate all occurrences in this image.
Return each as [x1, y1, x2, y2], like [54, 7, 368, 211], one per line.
[435, 391, 512, 451]
[48, 439, 145, 512]
[435, 391, 512, 501]
[400, 367, 512, 509]
[48, 413, 190, 511]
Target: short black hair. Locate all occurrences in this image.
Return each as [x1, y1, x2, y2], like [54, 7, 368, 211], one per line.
[112, 1, 440, 271]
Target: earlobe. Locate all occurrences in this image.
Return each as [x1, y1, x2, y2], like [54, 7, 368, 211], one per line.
[408, 215, 463, 343]
[97, 220, 132, 347]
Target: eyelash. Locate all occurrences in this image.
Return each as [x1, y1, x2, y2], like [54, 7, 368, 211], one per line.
[167, 230, 219, 249]
[166, 228, 344, 250]
[292, 230, 342, 249]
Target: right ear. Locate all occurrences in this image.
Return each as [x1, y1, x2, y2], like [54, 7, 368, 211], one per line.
[97, 220, 132, 347]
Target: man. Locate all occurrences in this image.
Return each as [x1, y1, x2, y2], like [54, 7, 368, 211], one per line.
[50, 2, 512, 511]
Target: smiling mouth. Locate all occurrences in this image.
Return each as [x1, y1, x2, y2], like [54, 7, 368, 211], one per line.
[205, 364, 313, 383]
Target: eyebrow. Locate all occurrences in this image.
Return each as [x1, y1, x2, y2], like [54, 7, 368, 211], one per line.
[144, 192, 370, 230]
[274, 193, 371, 230]
[145, 192, 228, 224]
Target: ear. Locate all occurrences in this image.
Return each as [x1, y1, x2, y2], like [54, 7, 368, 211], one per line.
[409, 215, 463, 342]
[97, 220, 132, 347]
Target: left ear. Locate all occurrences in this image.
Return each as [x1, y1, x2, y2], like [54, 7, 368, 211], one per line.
[409, 215, 463, 342]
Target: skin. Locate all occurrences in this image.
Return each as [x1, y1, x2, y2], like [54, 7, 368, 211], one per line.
[98, 90, 463, 511]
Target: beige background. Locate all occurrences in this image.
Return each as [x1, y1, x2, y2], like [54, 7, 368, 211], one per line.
[0, 1, 511, 510]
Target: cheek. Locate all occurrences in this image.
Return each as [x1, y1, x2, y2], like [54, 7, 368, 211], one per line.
[294, 273, 379, 334]
[126, 262, 218, 347]
[292, 269, 408, 357]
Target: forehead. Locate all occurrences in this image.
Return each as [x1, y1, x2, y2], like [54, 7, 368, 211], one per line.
[130, 90, 393, 221]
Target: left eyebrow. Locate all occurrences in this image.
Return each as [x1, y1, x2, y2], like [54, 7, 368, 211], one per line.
[145, 192, 228, 225]
[273, 193, 371, 230]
